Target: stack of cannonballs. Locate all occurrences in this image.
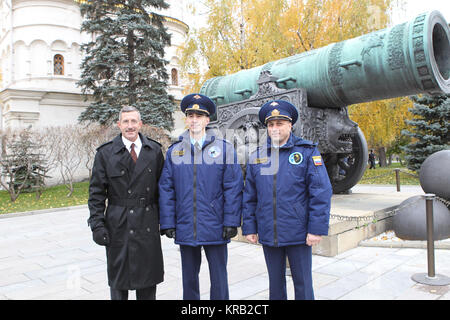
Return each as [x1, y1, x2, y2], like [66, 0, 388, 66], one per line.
[393, 150, 450, 240]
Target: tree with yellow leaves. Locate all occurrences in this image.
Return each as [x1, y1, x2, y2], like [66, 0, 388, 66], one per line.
[180, 0, 288, 92]
[349, 97, 413, 166]
[282, 0, 390, 51]
[180, 0, 391, 92]
[181, 0, 413, 166]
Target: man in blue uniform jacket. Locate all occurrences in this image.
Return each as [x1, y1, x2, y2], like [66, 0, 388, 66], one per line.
[159, 93, 243, 300]
[242, 100, 332, 300]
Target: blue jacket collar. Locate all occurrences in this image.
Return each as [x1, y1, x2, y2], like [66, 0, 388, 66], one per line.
[178, 128, 217, 149]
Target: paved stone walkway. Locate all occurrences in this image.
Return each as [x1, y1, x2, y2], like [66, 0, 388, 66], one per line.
[0, 203, 449, 300]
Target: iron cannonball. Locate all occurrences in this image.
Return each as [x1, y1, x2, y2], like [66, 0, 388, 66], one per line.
[393, 195, 450, 241]
[419, 150, 450, 200]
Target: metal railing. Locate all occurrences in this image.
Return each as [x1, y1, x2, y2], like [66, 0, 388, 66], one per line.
[359, 168, 419, 192]
[411, 194, 450, 286]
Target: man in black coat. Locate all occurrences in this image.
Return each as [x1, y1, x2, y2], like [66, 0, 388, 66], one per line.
[88, 106, 165, 300]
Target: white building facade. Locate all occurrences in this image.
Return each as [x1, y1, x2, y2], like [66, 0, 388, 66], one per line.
[0, 0, 189, 132]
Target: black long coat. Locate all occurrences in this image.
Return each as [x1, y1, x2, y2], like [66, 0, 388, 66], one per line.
[88, 133, 164, 290]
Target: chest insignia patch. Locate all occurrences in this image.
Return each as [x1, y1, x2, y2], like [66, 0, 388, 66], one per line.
[289, 152, 303, 165]
[255, 157, 268, 164]
[208, 146, 221, 158]
[173, 149, 185, 157]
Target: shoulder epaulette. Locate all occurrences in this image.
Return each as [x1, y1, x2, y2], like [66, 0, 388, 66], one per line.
[295, 139, 317, 148]
[96, 140, 113, 151]
[146, 136, 162, 147]
[221, 138, 234, 146]
[167, 139, 182, 150]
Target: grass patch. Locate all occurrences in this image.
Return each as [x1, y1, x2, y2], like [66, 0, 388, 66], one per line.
[0, 182, 89, 215]
[360, 163, 420, 185]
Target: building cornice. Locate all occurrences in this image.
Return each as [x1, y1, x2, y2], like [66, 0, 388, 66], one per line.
[0, 88, 47, 101]
[73, 1, 189, 32]
[0, 87, 90, 100]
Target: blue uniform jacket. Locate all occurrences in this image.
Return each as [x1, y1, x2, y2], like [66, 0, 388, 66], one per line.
[159, 129, 243, 246]
[242, 133, 332, 247]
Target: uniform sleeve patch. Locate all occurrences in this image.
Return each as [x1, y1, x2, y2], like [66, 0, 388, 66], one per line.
[312, 156, 323, 166]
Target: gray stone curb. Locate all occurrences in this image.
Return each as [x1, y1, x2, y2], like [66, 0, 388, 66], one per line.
[0, 205, 88, 219]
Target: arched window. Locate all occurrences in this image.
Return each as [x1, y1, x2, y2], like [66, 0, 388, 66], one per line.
[171, 68, 178, 86]
[54, 54, 64, 75]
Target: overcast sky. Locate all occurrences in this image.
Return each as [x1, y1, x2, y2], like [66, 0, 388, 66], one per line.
[180, 0, 450, 30]
[391, 0, 450, 24]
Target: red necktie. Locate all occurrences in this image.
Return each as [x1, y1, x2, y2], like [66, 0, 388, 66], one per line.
[130, 143, 137, 163]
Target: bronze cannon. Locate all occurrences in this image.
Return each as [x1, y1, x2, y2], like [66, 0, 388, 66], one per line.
[200, 11, 450, 193]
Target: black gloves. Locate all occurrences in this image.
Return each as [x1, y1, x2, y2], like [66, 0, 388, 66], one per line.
[222, 226, 238, 240]
[92, 226, 110, 246]
[162, 228, 176, 239]
[161, 227, 236, 240]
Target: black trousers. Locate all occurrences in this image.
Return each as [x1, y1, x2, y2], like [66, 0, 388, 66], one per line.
[110, 285, 156, 300]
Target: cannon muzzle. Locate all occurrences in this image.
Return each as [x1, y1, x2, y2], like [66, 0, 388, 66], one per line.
[201, 11, 450, 108]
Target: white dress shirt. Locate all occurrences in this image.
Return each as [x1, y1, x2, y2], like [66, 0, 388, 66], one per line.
[122, 135, 142, 158]
[190, 134, 206, 149]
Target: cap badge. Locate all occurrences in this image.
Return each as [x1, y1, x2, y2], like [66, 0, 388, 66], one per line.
[271, 109, 280, 116]
[193, 95, 201, 100]
[270, 102, 279, 106]
[192, 104, 200, 109]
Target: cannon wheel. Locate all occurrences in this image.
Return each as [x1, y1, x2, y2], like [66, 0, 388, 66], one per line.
[324, 127, 368, 194]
